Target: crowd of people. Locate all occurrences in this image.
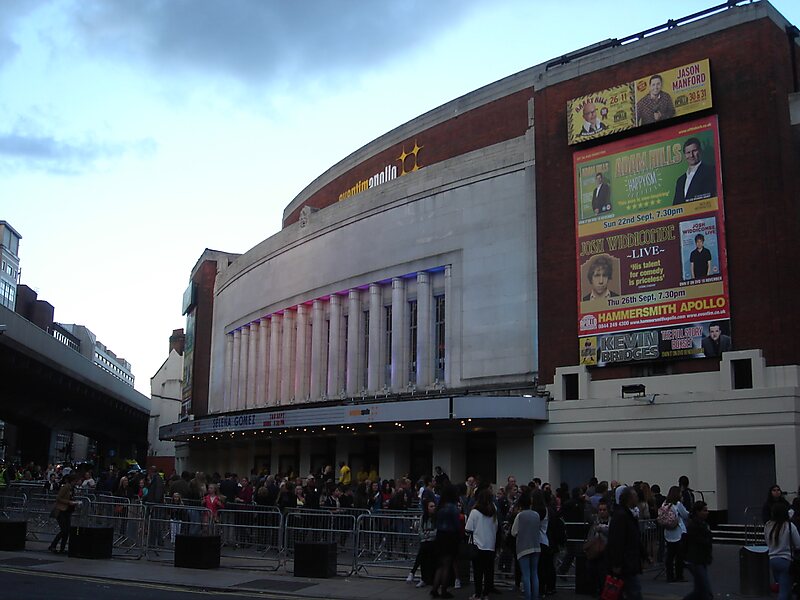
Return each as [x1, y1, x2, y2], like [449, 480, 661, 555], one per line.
[6, 459, 800, 599]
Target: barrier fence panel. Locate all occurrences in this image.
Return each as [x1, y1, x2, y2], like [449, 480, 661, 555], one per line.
[283, 509, 358, 576]
[0, 489, 27, 517]
[83, 498, 145, 558]
[354, 513, 420, 578]
[143, 503, 214, 563]
[215, 505, 283, 569]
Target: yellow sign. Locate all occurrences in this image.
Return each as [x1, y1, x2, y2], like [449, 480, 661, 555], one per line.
[634, 59, 712, 125]
[567, 59, 713, 145]
[567, 84, 635, 145]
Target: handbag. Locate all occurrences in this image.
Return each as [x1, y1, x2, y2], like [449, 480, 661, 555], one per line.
[600, 574, 624, 600]
[583, 535, 606, 560]
[467, 532, 480, 560]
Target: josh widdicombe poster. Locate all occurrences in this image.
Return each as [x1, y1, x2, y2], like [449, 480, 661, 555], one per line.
[574, 116, 731, 366]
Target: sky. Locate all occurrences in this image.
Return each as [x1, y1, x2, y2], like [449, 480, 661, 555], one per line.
[2, 0, 798, 397]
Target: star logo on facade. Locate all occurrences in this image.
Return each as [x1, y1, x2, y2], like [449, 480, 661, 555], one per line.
[398, 140, 423, 176]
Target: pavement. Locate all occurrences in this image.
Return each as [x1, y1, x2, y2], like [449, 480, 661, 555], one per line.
[0, 541, 778, 600]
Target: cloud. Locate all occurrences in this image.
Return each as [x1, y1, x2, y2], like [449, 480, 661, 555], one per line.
[63, 0, 484, 87]
[0, 0, 40, 66]
[0, 128, 157, 175]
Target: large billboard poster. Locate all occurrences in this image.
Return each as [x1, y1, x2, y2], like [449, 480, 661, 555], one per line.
[574, 115, 731, 366]
[567, 59, 712, 145]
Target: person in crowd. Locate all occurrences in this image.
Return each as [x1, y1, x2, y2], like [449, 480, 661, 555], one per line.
[584, 499, 611, 595]
[679, 476, 695, 510]
[48, 474, 81, 553]
[607, 486, 647, 600]
[765, 503, 800, 600]
[304, 475, 321, 509]
[43, 472, 59, 494]
[762, 484, 791, 524]
[512, 489, 541, 600]
[431, 484, 461, 599]
[370, 480, 383, 512]
[408, 499, 438, 587]
[557, 487, 588, 578]
[663, 486, 690, 582]
[202, 483, 224, 522]
[277, 481, 296, 511]
[683, 501, 713, 600]
[538, 488, 562, 596]
[294, 484, 306, 508]
[465, 488, 498, 600]
[237, 476, 254, 504]
[338, 461, 351, 487]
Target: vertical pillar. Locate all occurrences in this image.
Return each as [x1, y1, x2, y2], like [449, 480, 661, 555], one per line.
[294, 304, 309, 403]
[391, 277, 406, 391]
[310, 300, 324, 400]
[346, 290, 360, 396]
[231, 330, 241, 410]
[246, 322, 258, 409]
[267, 315, 282, 405]
[255, 318, 269, 408]
[280, 310, 296, 405]
[416, 272, 432, 387]
[444, 265, 452, 385]
[238, 326, 250, 410]
[327, 294, 342, 397]
[368, 284, 381, 391]
[223, 333, 233, 411]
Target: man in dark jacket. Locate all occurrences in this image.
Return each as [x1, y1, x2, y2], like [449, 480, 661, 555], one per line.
[606, 487, 647, 600]
[303, 475, 321, 509]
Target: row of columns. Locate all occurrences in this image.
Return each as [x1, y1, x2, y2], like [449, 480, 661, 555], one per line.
[221, 266, 450, 412]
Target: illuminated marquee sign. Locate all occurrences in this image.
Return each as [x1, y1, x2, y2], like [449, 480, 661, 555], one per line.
[338, 140, 423, 201]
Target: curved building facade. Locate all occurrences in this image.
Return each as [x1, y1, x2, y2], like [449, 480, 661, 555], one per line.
[163, 1, 800, 521]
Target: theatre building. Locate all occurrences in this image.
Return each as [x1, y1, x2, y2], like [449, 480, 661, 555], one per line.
[161, 1, 800, 521]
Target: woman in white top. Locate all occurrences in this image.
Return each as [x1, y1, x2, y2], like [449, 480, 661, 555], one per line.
[765, 503, 800, 600]
[465, 489, 498, 600]
[662, 485, 690, 582]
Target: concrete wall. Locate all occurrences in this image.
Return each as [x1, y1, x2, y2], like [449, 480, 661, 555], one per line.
[209, 135, 537, 412]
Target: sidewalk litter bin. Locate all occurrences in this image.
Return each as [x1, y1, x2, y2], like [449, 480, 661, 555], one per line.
[174, 534, 220, 569]
[0, 519, 26, 551]
[294, 541, 336, 578]
[739, 545, 770, 596]
[68, 526, 113, 559]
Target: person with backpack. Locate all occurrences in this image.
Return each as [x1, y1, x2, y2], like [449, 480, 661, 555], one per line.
[660, 486, 690, 582]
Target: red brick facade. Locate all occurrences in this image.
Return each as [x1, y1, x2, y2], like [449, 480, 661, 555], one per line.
[284, 88, 532, 227]
[535, 17, 800, 383]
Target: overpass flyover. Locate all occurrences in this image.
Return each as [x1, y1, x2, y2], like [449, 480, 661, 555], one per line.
[0, 303, 150, 467]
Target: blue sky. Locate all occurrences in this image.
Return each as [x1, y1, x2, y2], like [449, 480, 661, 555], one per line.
[2, 0, 798, 395]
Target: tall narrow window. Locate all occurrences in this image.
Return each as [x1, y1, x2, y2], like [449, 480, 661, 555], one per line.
[363, 310, 370, 389]
[434, 295, 446, 382]
[342, 314, 349, 381]
[408, 300, 418, 384]
[384, 306, 393, 386]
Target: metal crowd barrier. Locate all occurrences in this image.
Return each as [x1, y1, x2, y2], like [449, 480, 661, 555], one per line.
[142, 503, 214, 562]
[216, 505, 283, 569]
[353, 513, 419, 578]
[283, 508, 359, 575]
[82, 498, 146, 558]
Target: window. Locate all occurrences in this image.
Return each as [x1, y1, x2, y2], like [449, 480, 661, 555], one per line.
[363, 310, 369, 389]
[434, 295, 445, 382]
[384, 306, 392, 385]
[342, 314, 348, 382]
[408, 300, 417, 384]
[0, 280, 14, 309]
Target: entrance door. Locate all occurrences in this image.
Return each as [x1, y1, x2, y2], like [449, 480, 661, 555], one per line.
[409, 434, 432, 483]
[726, 445, 776, 524]
[559, 450, 595, 490]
